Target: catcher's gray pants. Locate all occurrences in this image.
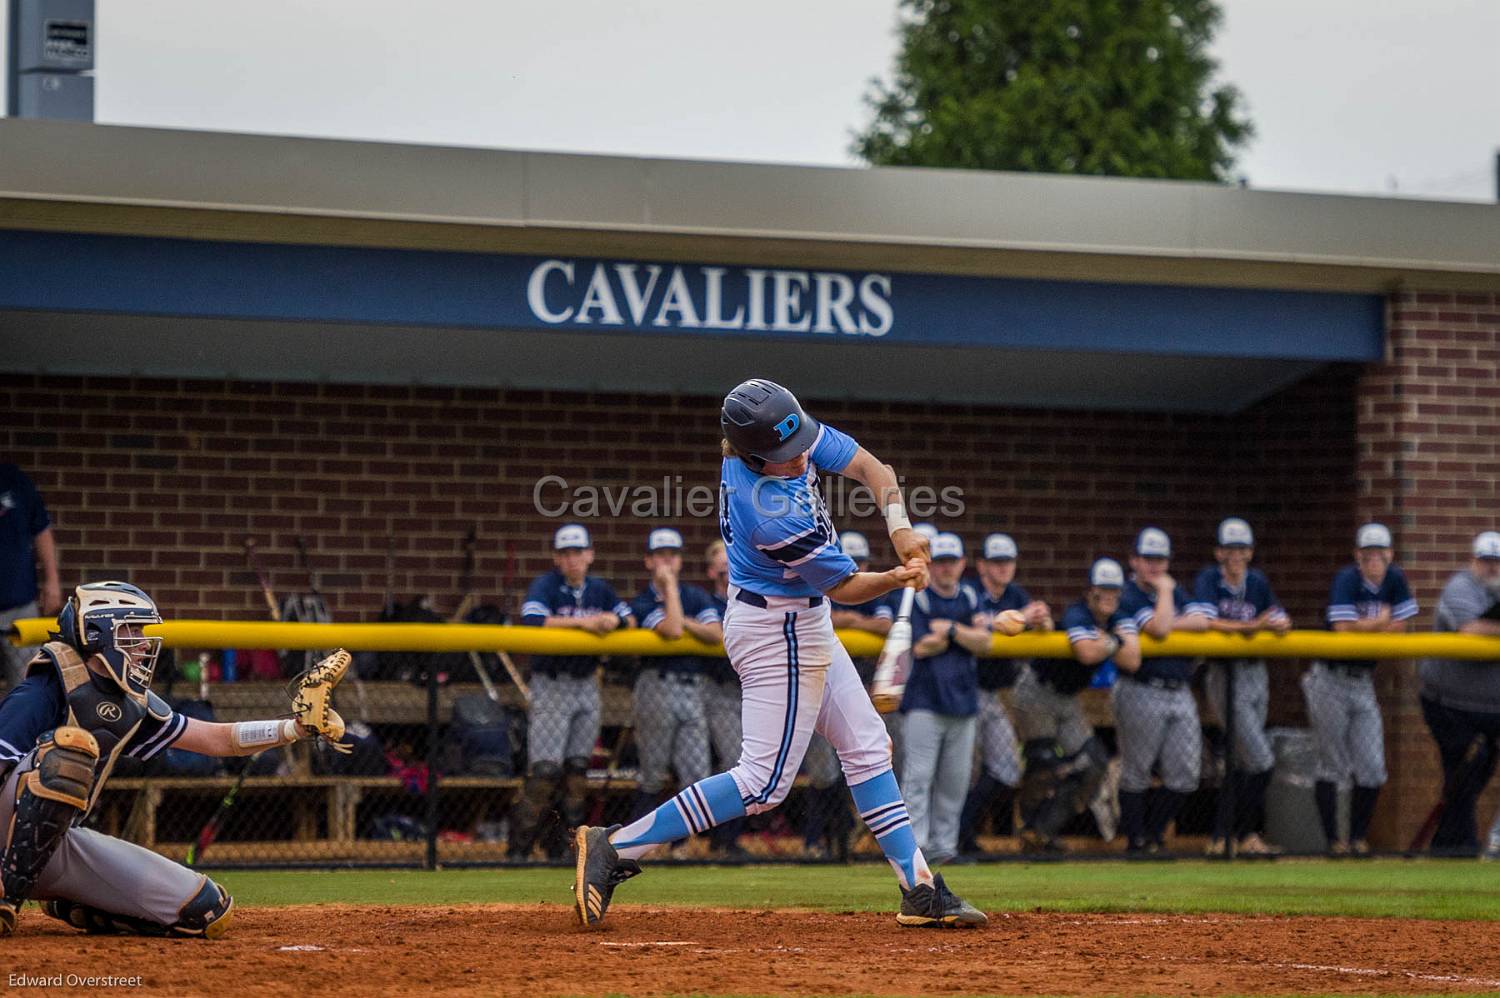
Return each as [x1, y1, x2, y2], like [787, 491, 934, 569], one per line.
[901, 709, 976, 862]
[632, 671, 710, 794]
[0, 750, 207, 926]
[1012, 667, 1093, 755]
[1112, 679, 1201, 794]
[1301, 663, 1387, 787]
[527, 672, 600, 767]
[704, 676, 743, 771]
[1204, 660, 1274, 774]
[802, 732, 841, 788]
[1, 600, 38, 689]
[975, 689, 1022, 786]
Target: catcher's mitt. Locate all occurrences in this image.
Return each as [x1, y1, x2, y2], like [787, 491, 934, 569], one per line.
[289, 649, 352, 753]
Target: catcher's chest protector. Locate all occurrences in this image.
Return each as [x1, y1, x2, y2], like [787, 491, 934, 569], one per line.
[35, 642, 152, 816]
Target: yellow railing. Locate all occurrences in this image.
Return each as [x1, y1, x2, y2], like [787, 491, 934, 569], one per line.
[8, 618, 1500, 660]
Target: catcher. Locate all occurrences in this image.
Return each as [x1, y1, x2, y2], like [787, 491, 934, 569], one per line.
[0, 581, 350, 938]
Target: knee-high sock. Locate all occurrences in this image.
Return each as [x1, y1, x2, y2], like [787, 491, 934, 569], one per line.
[958, 773, 1002, 849]
[1119, 789, 1148, 847]
[1314, 780, 1339, 844]
[850, 769, 932, 890]
[1350, 784, 1380, 843]
[609, 772, 746, 862]
[1236, 769, 1272, 839]
[1146, 788, 1187, 843]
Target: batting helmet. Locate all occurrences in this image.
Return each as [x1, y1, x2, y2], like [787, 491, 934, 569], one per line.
[720, 379, 820, 468]
[54, 581, 163, 702]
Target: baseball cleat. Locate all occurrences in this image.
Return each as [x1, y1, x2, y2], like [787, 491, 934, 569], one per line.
[0, 900, 17, 936]
[573, 825, 641, 928]
[896, 873, 987, 928]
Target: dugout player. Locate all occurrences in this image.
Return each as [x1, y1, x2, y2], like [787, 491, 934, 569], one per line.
[1186, 518, 1291, 857]
[957, 533, 1051, 856]
[701, 540, 750, 857]
[802, 530, 893, 858]
[626, 528, 722, 821]
[1, 463, 62, 690]
[512, 524, 634, 859]
[1418, 531, 1500, 855]
[1115, 528, 1209, 855]
[1014, 558, 1138, 852]
[573, 379, 984, 928]
[0, 582, 345, 937]
[1305, 522, 1418, 856]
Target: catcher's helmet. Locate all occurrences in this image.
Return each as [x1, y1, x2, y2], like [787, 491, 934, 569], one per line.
[54, 581, 163, 702]
[720, 379, 820, 468]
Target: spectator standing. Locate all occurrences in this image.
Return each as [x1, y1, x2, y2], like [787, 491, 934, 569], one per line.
[903, 532, 987, 864]
[510, 524, 634, 858]
[1418, 531, 1500, 855]
[0, 464, 61, 690]
[1186, 518, 1292, 857]
[1305, 522, 1418, 856]
[958, 533, 1051, 855]
[626, 528, 722, 821]
[1115, 527, 1209, 854]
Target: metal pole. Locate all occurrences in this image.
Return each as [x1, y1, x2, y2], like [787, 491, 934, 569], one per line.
[1220, 662, 1238, 858]
[425, 662, 440, 870]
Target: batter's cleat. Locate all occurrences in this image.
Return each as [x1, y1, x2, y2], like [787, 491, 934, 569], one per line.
[573, 825, 641, 928]
[0, 900, 17, 936]
[896, 874, 987, 928]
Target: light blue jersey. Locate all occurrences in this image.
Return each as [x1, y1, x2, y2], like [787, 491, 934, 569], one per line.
[719, 423, 859, 597]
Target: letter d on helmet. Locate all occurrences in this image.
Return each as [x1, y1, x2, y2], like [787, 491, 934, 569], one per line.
[720, 379, 820, 468]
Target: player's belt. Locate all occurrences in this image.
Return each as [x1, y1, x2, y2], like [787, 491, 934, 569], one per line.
[1319, 661, 1374, 680]
[1123, 674, 1188, 692]
[734, 590, 824, 610]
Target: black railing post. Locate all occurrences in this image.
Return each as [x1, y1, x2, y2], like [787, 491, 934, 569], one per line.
[425, 663, 440, 870]
[1217, 662, 1238, 858]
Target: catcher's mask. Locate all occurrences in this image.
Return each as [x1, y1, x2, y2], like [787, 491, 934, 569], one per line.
[54, 581, 163, 703]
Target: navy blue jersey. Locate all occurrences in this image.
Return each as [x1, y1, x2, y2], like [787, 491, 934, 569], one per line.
[0, 464, 50, 610]
[1119, 579, 1195, 683]
[521, 570, 634, 678]
[904, 583, 981, 717]
[0, 669, 186, 771]
[978, 583, 1030, 690]
[630, 582, 722, 677]
[1325, 563, 1419, 671]
[720, 424, 859, 597]
[1037, 599, 1139, 695]
[1187, 566, 1289, 627]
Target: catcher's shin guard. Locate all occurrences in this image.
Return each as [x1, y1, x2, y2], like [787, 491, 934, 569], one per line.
[509, 762, 561, 856]
[1, 727, 99, 925]
[44, 877, 233, 939]
[561, 756, 592, 829]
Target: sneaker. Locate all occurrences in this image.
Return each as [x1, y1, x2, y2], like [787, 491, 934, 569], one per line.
[1204, 837, 1228, 858]
[897, 874, 986, 928]
[1236, 833, 1283, 857]
[1350, 838, 1372, 857]
[1328, 839, 1350, 857]
[572, 825, 641, 928]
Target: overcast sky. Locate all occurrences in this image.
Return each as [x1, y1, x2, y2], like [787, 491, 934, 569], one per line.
[67, 0, 1498, 201]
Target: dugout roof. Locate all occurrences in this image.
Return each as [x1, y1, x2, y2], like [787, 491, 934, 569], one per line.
[2, 119, 1497, 412]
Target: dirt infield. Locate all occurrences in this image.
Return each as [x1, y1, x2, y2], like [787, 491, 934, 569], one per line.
[6, 904, 1500, 996]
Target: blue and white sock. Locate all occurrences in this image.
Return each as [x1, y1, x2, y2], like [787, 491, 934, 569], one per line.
[609, 771, 746, 862]
[850, 769, 932, 890]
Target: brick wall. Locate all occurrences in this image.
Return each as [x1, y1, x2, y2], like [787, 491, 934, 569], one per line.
[1358, 290, 1500, 848]
[2, 368, 1357, 626]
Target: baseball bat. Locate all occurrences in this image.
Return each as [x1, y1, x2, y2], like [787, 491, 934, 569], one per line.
[243, 538, 280, 621]
[1406, 732, 1490, 853]
[870, 586, 917, 714]
[185, 761, 255, 867]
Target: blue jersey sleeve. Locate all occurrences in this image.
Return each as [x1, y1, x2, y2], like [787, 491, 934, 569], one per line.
[683, 585, 722, 626]
[748, 516, 856, 594]
[810, 423, 858, 474]
[1327, 567, 1360, 624]
[1388, 568, 1419, 620]
[1061, 603, 1098, 644]
[1109, 609, 1139, 635]
[0, 669, 65, 767]
[631, 591, 663, 632]
[600, 582, 633, 623]
[520, 576, 553, 625]
[1187, 567, 1219, 618]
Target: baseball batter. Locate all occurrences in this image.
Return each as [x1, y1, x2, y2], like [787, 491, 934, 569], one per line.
[0, 582, 348, 937]
[1305, 522, 1417, 855]
[574, 379, 985, 928]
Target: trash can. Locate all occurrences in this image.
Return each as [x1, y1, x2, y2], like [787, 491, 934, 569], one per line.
[1265, 727, 1346, 855]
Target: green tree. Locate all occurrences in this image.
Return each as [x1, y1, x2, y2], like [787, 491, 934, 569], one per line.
[853, 0, 1253, 181]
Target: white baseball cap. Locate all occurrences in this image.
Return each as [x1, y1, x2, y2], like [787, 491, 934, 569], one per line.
[983, 533, 1018, 561]
[840, 531, 871, 561]
[1090, 557, 1125, 588]
[1135, 527, 1171, 558]
[1217, 518, 1254, 548]
[930, 532, 964, 560]
[647, 527, 684, 552]
[553, 524, 591, 550]
[1356, 523, 1393, 549]
[913, 522, 939, 542]
[1474, 531, 1500, 560]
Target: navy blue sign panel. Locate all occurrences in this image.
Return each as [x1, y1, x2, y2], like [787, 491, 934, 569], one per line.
[0, 230, 1382, 361]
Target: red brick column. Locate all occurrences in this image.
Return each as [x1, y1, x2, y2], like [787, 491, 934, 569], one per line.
[1360, 290, 1500, 848]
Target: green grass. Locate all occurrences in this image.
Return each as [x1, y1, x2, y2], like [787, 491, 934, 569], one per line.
[214, 858, 1500, 920]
